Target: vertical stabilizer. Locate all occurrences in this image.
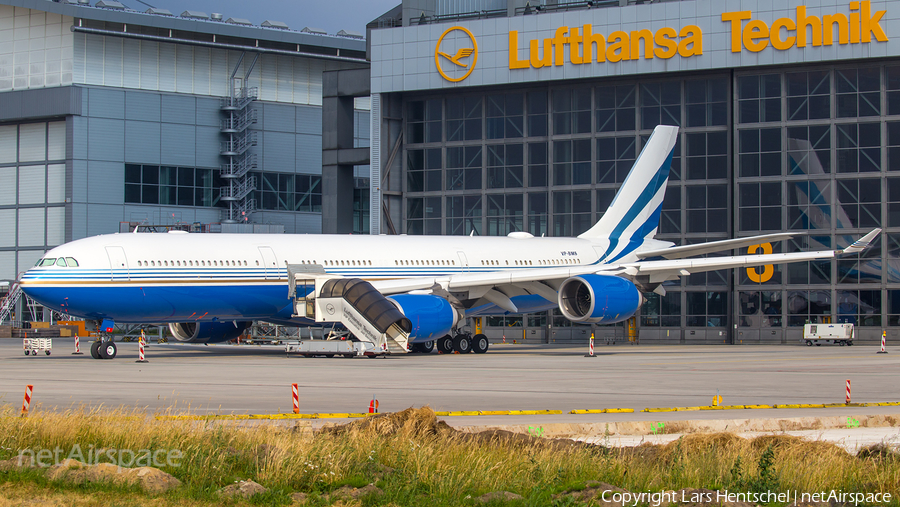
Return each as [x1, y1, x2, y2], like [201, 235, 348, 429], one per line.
[579, 125, 679, 262]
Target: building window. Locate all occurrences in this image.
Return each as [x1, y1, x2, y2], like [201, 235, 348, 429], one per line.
[787, 180, 831, 230]
[640, 81, 681, 128]
[887, 290, 900, 326]
[407, 99, 441, 144]
[836, 290, 881, 326]
[739, 182, 782, 232]
[738, 74, 781, 123]
[486, 194, 523, 236]
[596, 188, 616, 218]
[786, 70, 830, 121]
[595, 85, 636, 132]
[252, 172, 322, 212]
[446, 96, 482, 141]
[889, 179, 900, 227]
[527, 192, 547, 237]
[787, 236, 832, 285]
[641, 291, 682, 327]
[486, 144, 523, 189]
[738, 128, 781, 177]
[739, 291, 782, 327]
[552, 88, 591, 135]
[596, 136, 636, 184]
[552, 190, 591, 237]
[124, 164, 218, 207]
[659, 186, 681, 234]
[406, 196, 441, 235]
[837, 234, 881, 284]
[787, 126, 831, 174]
[685, 131, 727, 180]
[888, 122, 900, 171]
[446, 146, 482, 191]
[836, 123, 881, 173]
[686, 291, 727, 327]
[686, 185, 727, 233]
[553, 139, 591, 186]
[527, 143, 548, 187]
[837, 178, 881, 228]
[407, 148, 442, 192]
[835, 68, 880, 118]
[446, 195, 481, 235]
[485, 93, 524, 139]
[685, 78, 728, 127]
[526, 91, 548, 137]
[887, 66, 900, 115]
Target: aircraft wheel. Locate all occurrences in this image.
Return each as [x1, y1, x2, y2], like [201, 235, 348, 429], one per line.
[420, 340, 435, 353]
[452, 334, 471, 354]
[437, 335, 453, 354]
[90, 341, 101, 359]
[99, 341, 117, 359]
[472, 334, 489, 354]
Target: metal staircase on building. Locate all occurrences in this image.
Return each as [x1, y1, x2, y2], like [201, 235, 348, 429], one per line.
[0, 280, 39, 325]
[220, 86, 258, 223]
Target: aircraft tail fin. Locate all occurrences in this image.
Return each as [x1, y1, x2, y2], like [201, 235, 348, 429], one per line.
[579, 125, 678, 262]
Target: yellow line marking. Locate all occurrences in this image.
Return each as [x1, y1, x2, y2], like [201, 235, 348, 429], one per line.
[640, 356, 875, 366]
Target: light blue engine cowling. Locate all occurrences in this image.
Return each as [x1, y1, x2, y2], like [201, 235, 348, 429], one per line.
[557, 274, 641, 324]
[388, 294, 458, 343]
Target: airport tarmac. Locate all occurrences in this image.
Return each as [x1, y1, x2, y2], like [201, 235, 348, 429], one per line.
[1, 340, 898, 430]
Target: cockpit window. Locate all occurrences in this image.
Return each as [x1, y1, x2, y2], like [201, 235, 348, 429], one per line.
[65, 257, 79, 267]
[39, 258, 57, 267]
[56, 258, 67, 267]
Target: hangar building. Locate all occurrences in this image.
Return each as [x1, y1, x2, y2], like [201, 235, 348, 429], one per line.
[363, 0, 900, 344]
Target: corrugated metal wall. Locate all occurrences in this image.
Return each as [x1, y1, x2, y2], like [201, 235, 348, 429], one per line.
[436, 0, 506, 15]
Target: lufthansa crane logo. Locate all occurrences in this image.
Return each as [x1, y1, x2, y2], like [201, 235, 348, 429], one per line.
[435, 26, 478, 82]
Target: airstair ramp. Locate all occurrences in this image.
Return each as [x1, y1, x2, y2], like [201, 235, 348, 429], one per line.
[289, 267, 410, 353]
[0, 282, 23, 324]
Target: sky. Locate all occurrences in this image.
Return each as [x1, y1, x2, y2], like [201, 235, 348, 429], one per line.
[118, 0, 401, 36]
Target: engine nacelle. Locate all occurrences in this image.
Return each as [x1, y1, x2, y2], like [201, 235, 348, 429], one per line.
[557, 274, 640, 324]
[169, 321, 252, 343]
[388, 294, 460, 343]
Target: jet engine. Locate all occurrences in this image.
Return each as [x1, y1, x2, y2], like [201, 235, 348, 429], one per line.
[169, 321, 252, 343]
[557, 274, 641, 324]
[388, 294, 461, 343]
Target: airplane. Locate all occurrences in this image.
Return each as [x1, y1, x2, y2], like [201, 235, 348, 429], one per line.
[17, 125, 881, 360]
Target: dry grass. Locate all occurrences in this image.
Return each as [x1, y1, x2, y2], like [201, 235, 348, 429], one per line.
[0, 405, 899, 506]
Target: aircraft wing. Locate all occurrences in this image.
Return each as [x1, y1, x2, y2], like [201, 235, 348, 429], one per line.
[635, 232, 797, 260]
[370, 229, 881, 297]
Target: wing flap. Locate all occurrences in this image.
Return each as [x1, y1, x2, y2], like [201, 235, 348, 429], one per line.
[629, 250, 836, 275]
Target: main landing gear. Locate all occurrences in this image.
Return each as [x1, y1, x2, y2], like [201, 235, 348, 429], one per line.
[90, 339, 117, 360]
[435, 333, 489, 354]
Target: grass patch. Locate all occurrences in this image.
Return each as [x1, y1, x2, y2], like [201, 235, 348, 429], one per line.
[0, 405, 899, 506]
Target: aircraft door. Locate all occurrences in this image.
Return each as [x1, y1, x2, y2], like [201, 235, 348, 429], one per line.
[105, 246, 129, 281]
[258, 246, 278, 279]
[456, 251, 469, 272]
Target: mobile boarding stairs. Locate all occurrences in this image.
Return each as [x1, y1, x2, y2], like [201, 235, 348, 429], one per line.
[288, 265, 411, 356]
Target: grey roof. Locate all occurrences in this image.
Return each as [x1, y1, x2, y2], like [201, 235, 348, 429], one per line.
[226, 17, 253, 26]
[94, 0, 125, 10]
[2, 0, 366, 54]
[261, 20, 289, 30]
[144, 7, 173, 16]
[180, 10, 209, 20]
[337, 29, 364, 39]
[301, 27, 327, 35]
